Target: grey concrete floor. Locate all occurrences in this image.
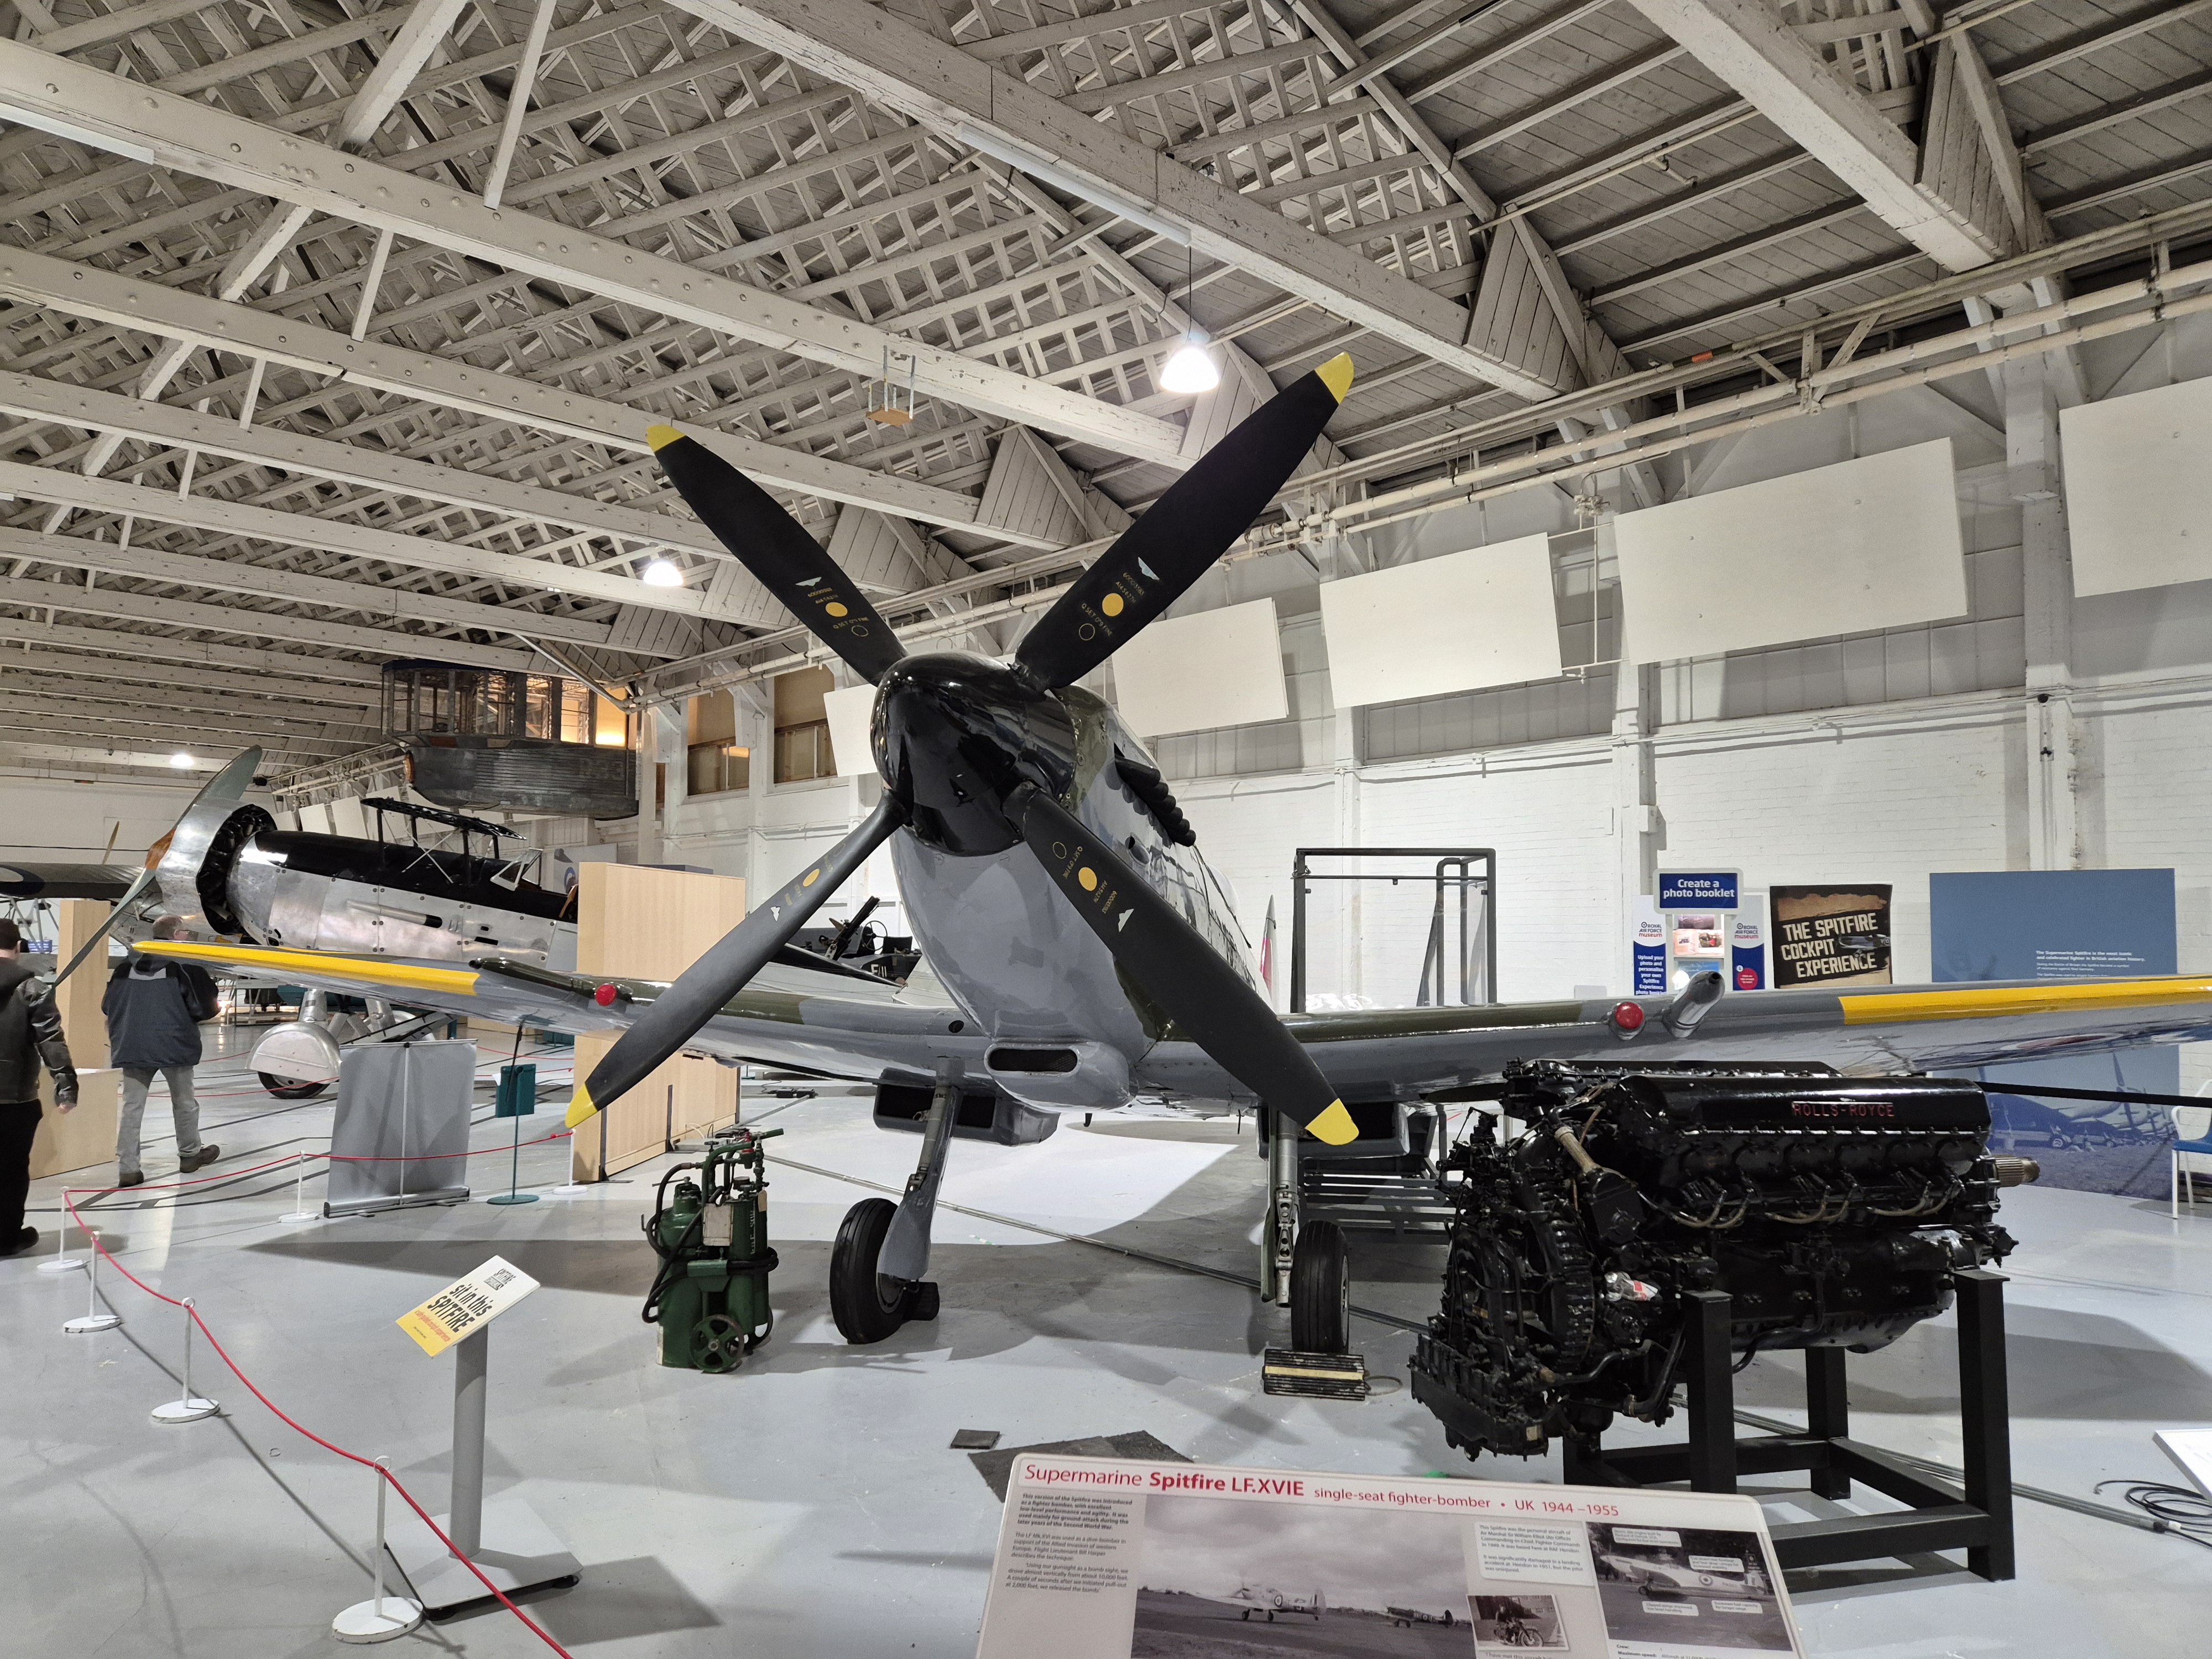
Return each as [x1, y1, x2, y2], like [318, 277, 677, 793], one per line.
[4, 1036, 2209, 1657]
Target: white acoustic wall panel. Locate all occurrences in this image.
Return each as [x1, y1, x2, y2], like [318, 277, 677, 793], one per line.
[298, 801, 333, 835]
[1110, 598, 1289, 737]
[824, 682, 879, 778]
[1614, 439, 1966, 660]
[327, 796, 368, 839]
[2062, 373, 2212, 596]
[1319, 534, 1562, 708]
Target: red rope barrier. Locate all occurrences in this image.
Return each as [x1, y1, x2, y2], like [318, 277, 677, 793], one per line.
[59, 1130, 592, 1657]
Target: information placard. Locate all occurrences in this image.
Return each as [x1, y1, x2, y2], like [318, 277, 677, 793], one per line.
[977, 1456, 1804, 1659]
[397, 1255, 539, 1357]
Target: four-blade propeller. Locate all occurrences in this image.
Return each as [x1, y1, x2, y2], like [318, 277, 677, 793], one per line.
[573, 357, 1357, 1143]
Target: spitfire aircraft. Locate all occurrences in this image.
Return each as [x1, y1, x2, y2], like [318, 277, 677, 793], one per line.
[25, 354, 2212, 1349]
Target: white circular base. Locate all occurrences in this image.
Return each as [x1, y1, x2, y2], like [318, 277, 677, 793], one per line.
[64, 1313, 121, 1334]
[332, 1597, 424, 1644]
[37, 1257, 86, 1274]
[151, 1397, 219, 1423]
[278, 1211, 319, 1224]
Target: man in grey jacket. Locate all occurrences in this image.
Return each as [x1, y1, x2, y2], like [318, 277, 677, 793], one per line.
[1, 917, 77, 1255]
[105, 919, 220, 1188]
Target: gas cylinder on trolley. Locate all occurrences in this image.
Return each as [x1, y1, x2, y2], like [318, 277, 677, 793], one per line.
[642, 1124, 781, 1372]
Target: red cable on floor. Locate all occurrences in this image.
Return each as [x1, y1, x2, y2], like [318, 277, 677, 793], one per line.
[59, 1140, 586, 1657]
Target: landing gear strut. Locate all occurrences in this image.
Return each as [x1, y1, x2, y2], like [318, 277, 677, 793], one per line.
[830, 1065, 953, 1344]
[1261, 1107, 1354, 1355]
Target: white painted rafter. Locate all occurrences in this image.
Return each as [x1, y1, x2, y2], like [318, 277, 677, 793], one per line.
[0, 39, 1187, 462]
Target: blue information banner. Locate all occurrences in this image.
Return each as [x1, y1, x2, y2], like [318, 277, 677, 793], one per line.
[1658, 870, 1740, 910]
[1930, 868, 2179, 1198]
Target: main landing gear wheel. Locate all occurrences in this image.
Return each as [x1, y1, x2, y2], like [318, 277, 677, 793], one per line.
[829, 1198, 939, 1344]
[1290, 1218, 1350, 1355]
[257, 1073, 330, 1100]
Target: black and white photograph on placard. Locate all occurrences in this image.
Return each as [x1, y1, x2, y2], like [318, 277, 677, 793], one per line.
[1468, 1593, 1568, 1652]
[1131, 1495, 1474, 1656]
[1586, 1524, 1791, 1652]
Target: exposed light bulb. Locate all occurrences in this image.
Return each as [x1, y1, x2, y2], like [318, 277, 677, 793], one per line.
[641, 557, 684, 587]
[1160, 335, 1220, 395]
[168, 752, 195, 769]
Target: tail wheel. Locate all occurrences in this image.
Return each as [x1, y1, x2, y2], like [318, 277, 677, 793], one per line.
[258, 1073, 330, 1100]
[1290, 1218, 1350, 1354]
[831, 1198, 913, 1344]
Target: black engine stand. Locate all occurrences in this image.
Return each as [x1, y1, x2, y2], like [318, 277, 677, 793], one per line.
[1561, 1270, 2014, 1582]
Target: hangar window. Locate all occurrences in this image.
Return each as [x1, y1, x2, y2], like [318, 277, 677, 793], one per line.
[687, 689, 750, 796]
[773, 666, 837, 783]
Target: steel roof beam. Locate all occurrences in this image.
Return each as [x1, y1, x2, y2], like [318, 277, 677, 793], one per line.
[1627, 0, 2015, 270]
[658, 0, 1573, 401]
[0, 640, 381, 708]
[0, 41, 1186, 462]
[0, 460, 719, 644]
[0, 669, 383, 734]
[0, 568, 541, 669]
[0, 613, 387, 685]
[0, 244, 1013, 541]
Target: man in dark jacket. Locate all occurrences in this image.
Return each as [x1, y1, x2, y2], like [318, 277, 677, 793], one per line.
[1, 917, 77, 1255]
[105, 918, 220, 1188]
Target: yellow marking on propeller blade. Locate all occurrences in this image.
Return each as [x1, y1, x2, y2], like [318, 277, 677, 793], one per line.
[1101, 592, 1125, 617]
[133, 941, 478, 997]
[1307, 1099, 1358, 1146]
[1316, 353, 1355, 403]
[1078, 867, 1098, 892]
[646, 424, 686, 451]
[566, 1086, 600, 1128]
[826, 602, 849, 617]
[803, 868, 820, 887]
[1840, 976, 2212, 1025]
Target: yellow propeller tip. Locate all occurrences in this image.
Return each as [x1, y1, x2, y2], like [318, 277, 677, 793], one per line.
[646, 423, 686, 452]
[565, 1087, 599, 1129]
[1307, 1099, 1359, 1146]
[1316, 353, 1355, 404]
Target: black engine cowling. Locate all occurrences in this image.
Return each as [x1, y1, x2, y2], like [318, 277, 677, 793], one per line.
[1411, 1061, 2026, 1461]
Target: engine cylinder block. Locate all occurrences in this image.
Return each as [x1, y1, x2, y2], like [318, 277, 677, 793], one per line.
[1411, 1061, 2020, 1462]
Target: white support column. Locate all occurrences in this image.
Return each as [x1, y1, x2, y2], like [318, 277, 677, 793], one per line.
[1610, 518, 1662, 990]
[2007, 354, 2079, 870]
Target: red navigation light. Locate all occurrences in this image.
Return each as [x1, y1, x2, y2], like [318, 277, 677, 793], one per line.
[1611, 1000, 1645, 1033]
[594, 982, 619, 1007]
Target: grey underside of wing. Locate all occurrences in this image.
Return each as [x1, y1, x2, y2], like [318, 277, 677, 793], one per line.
[0, 862, 143, 900]
[1131, 991, 2212, 1100]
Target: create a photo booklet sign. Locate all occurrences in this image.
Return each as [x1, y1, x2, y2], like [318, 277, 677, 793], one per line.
[977, 1457, 1804, 1659]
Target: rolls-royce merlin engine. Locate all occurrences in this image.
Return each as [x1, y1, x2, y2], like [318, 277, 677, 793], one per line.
[1411, 1061, 2037, 1461]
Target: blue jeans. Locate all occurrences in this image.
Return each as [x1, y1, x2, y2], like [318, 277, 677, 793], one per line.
[118, 1066, 201, 1176]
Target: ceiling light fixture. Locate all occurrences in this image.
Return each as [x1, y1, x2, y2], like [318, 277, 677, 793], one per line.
[168, 752, 195, 769]
[641, 557, 684, 587]
[1161, 331, 1220, 395]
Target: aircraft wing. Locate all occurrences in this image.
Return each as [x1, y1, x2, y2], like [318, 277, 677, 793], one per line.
[1134, 974, 2212, 1101]
[133, 941, 985, 1082]
[0, 861, 144, 901]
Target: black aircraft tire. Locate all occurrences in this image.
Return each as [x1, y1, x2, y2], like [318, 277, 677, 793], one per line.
[1290, 1218, 1350, 1355]
[258, 1073, 330, 1100]
[830, 1198, 911, 1344]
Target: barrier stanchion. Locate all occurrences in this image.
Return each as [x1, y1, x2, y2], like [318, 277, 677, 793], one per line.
[62, 1241, 120, 1333]
[150, 1296, 218, 1423]
[39, 1213, 86, 1273]
[279, 1148, 319, 1224]
[332, 1458, 424, 1644]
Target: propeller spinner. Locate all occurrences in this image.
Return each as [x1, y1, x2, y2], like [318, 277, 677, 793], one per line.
[573, 356, 1359, 1144]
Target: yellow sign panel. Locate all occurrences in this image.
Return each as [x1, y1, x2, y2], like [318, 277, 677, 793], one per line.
[397, 1255, 539, 1358]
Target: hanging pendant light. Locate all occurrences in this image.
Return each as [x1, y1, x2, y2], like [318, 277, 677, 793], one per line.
[641, 557, 684, 587]
[1161, 330, 1220, 395]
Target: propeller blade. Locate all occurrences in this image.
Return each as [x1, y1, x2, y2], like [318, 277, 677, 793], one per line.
[567, 792, 905, 1126]
[1014, 354, 1353, 690]
[1011, 786, 1357, 1145]
[648, 425, 906, 684]
[47, 868, 156, 988]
